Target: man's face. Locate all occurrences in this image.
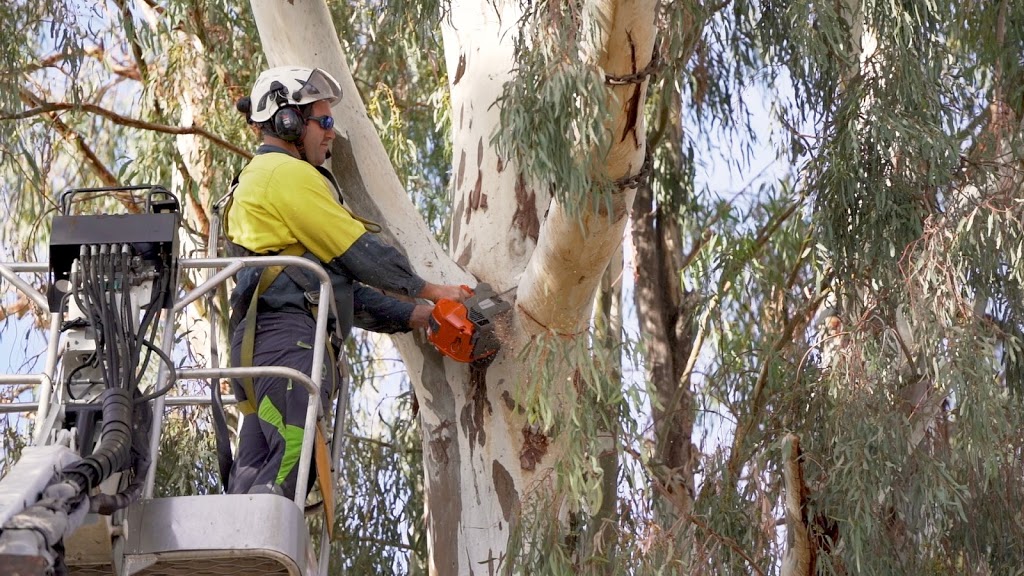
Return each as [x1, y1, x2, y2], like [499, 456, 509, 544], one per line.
[302, 99, 335, 166]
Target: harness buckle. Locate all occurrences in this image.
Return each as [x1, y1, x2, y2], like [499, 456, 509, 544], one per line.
[304, 291, 320, 306]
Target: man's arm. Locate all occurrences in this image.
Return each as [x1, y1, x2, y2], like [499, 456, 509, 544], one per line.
[269, 161, 467, 303]
[352, 284, 422, 334]
[328, 231, 470, 303]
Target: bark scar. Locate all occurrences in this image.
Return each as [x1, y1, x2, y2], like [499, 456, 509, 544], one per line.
[492, 460, 519, 522]
[460, 367, 492, 452]
[519, 426, 549, 471]
[620, 32, 642, 147]
[429, 420, 453, 468]
[454, 53, 467, 85]
[510, 174, 540, 242]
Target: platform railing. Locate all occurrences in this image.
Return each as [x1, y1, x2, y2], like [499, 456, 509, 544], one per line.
[0, 256, 348, 576]
[0, 262, 62, 445]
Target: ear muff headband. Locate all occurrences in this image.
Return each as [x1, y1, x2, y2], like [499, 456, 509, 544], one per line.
[263, 80, 305, 142]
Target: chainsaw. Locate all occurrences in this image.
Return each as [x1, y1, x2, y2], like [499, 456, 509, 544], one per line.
[427, 282, 512, 366]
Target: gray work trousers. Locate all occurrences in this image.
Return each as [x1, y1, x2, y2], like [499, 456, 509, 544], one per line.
[226, 311, 336, 499]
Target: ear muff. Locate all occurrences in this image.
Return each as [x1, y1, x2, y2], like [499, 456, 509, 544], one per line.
[272, 106, 305, 142]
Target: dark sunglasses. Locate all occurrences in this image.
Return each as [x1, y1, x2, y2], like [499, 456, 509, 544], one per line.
[307, 115, 335, 130]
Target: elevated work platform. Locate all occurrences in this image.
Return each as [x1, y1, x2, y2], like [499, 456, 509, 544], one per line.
[0, 253, 346, 576]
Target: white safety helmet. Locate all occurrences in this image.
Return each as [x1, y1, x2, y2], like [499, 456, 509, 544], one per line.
[247, 66, 342, 123]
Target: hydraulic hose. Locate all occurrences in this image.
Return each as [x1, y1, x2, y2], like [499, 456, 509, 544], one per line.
[61, 388, 133, 493]
[91, 392, 153, 515]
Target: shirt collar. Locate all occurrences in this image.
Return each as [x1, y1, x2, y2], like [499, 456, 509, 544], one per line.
[255, 144, 298, 157]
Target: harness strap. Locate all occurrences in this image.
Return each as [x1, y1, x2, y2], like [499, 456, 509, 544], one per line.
[314, 421, 335, 539]
[237, 244, 340, 415]
[314, 165, 383, 233]
[237, 243, 307, 414]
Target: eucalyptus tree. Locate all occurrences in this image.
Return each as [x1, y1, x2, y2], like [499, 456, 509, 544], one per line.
[249, 0, 668, 572]
[684, 0, 1024, 574]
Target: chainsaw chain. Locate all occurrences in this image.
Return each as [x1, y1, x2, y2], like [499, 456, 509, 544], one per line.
[604, 41, 662, 86]
[613, 148, 653, 191]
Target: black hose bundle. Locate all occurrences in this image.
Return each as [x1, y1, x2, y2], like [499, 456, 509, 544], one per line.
[61, 388, 133, 493]
[60, 242, 173, 510]
[91, 397, 152, 515]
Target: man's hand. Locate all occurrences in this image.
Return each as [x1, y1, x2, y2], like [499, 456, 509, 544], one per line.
[409, 304, 434, 330]
[419, 282, 472, 303]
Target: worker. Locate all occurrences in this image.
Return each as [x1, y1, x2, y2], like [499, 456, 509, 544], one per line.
[223, 66, 467, 499]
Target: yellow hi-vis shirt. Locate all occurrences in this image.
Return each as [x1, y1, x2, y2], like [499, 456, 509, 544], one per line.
[227, 151, 365, 262]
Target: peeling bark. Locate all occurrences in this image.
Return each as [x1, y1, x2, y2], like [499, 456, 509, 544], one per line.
[518, 426, 550, 472]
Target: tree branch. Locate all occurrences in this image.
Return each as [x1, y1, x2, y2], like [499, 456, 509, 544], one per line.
[15, 89, 141, 213]
[2, 99, 252, 159]
[113, 0, 151, 83]
[26, 47, 141, 81]
[42, 107, 120, 187]
[780, 433, 814, 576]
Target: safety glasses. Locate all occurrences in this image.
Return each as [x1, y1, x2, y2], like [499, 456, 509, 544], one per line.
[307, 115, 335, 130]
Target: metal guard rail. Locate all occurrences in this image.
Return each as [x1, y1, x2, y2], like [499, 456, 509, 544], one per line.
[0, 256, 346, 515]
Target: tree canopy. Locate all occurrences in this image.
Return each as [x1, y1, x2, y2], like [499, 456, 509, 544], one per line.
[1, 0, 1023, 574]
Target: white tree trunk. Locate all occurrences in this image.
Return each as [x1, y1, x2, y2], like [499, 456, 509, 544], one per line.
[442, 1, 542, 279]
[780, 434, 812, 576]
[250, 1, 655, 572]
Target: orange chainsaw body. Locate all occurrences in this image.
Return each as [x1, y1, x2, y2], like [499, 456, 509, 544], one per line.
[427, 283, 511, 365]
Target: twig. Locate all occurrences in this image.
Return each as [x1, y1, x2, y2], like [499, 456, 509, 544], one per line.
[113, 0, 151, 83]
[679, 211, 723, 272]
[37, 99, 124, 188]
[727, 287, 829, 480]
[26, 47, 140, 81]
[19, 88, 136, 212]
